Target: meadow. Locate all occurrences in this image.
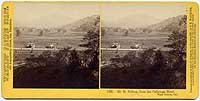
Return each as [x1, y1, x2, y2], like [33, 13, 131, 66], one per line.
[14, 36, 83, 49]
[102, 31, 170, 49]
[101, 31, 171, 62]
[14, 31, 87, 68]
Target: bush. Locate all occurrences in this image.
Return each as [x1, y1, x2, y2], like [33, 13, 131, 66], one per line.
[14, 48, 98, 88]
[101, 48, 186, 89]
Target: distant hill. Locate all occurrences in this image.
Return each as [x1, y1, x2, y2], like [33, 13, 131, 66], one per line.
[14, 15, 100, 37]
[103, 14, 161, 28]
[62, 15, 100, 32]
[146, 15, 186, 32]
[101, 15, 186, 36]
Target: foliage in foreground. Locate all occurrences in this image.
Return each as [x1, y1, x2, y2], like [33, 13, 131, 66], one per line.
[14, 48, 98, 88]
[101, 49, 186, 89]
[101, 15, 186, 89]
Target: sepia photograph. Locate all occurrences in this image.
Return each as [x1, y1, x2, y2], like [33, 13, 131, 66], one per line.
[13, 2, 100, 88]
[1, 1, 199, 99]
[101, 3, 187, 89]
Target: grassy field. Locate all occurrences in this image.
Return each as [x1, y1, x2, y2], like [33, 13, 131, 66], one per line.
[102, 31, 170, 49]
[14, 31, 87, 68]
[14, 32, 86, 49]
[101, 31, 171, 62]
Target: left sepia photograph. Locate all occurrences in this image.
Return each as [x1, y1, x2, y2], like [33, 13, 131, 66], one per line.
[13, 2, 100, 88]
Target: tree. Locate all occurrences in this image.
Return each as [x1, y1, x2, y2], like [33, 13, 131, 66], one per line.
[164, 15, 187, 89]
[79, 15, 100, 70]
[139, 48, 155, 66]
[153, 50, 165, 72]
[68, 49, 81, 70]
[16, 29, 21, 37]
[164, 15, 186, 73]
[53, 47, 71, 66]
[39, 30, 44, 36]
[124, 30, 128, 36]
[101, 28, 106, 36]
[165, 15, 186, 60]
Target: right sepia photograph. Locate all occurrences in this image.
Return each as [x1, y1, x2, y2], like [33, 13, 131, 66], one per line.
[101, 3, 187, 89]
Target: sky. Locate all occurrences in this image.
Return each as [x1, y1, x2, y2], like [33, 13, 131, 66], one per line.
[14, 2, 187, 28]
[101, 3, 187, 28]
[14, 2, 99, 28]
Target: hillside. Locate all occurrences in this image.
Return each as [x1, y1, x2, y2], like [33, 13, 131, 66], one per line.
[14, 15, 100, 37]
[146, 15, 186, 32]
[102, 14, 161, 28]
[62, 15, 100, 32]
[102, 15, 186, 37]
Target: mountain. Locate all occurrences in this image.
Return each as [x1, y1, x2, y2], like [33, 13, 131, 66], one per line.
[14, 15, 100, 37]
[146, 15, 186, 32]
[102, 14, 161, 28]
[62, 15, 100, 32]
[15, 14, 73, 28]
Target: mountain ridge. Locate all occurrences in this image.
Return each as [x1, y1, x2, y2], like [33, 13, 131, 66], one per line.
[146, 15, 186, 32]
[62, 15, 100, 32]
